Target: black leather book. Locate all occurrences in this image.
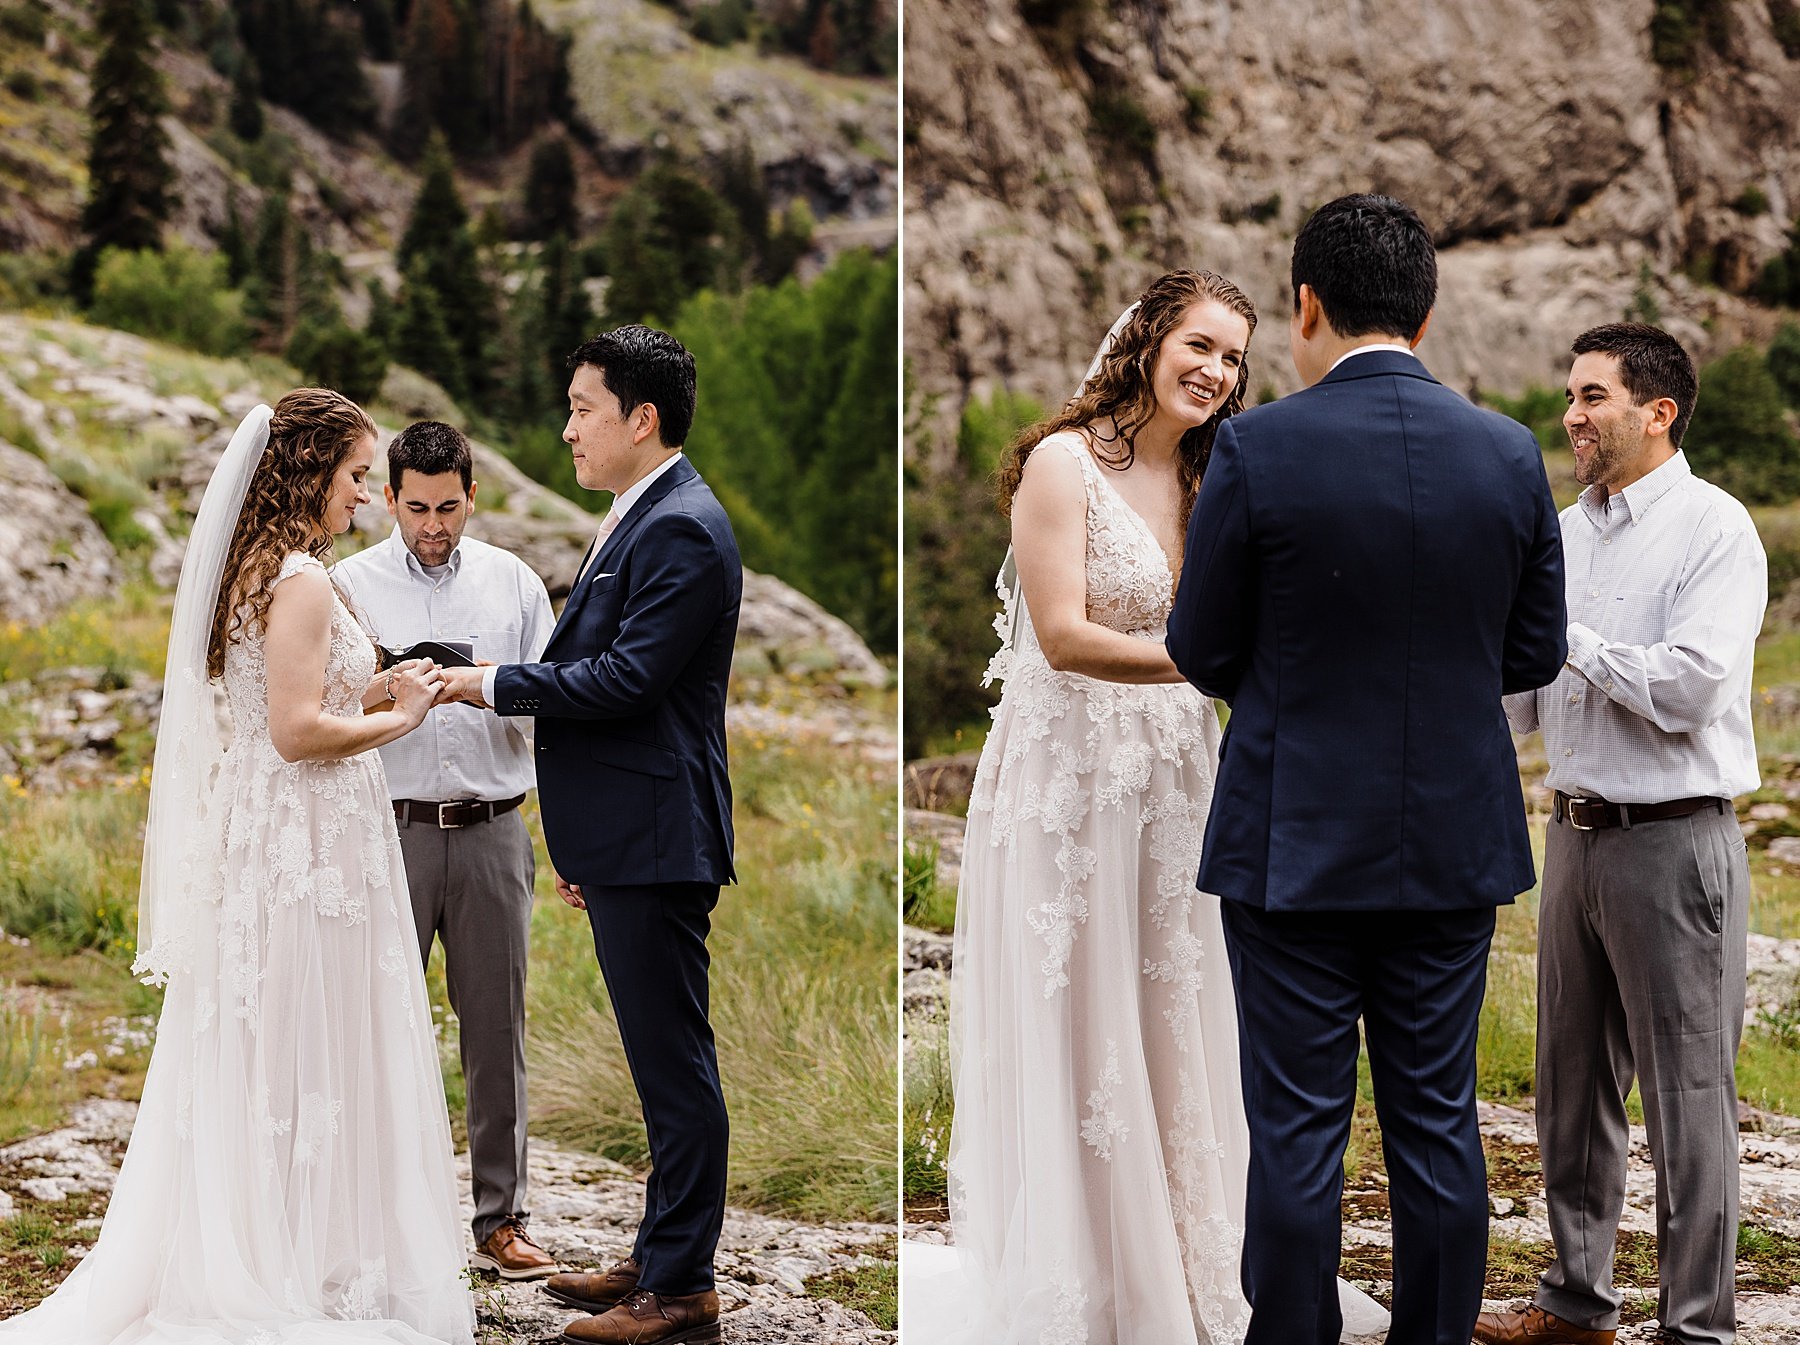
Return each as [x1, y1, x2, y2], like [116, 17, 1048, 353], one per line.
[376, 640, 477, 670]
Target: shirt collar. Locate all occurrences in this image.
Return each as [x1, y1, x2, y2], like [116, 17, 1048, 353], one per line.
[1327, 342, 1416, 374]
[1577, 450, 1690, 527]
[610, 451, 685, 523]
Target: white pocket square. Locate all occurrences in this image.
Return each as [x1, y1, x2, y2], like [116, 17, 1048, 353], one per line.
[591, 572, 615, 582]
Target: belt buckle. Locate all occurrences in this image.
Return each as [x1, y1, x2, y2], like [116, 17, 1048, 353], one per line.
[437, 801, 465, 830]
[1566, 795, 1599, 831]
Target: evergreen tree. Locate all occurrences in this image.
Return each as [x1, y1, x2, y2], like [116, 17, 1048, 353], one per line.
[236, 0, 374, 137]
[219, 191, 252, 288]
[74, 0, 177, 303]
[1769, 323, 1800, 410]
[522, 135, 578, 241]
[287, 315, 389, 404]
[396, 134, 498, 406]
[230, 55, 265, 141]
[360, 0, 398, 59]
[538, 232, 595, 388]
[599, 162, 730, 325]
[393, 255, 466, 400]
[365, 276, 396, 354]
[1685, 345, 1800, 503]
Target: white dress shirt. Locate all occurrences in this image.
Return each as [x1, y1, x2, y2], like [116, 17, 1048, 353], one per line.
[1503, 451, 1767, 802]
[334, 531, 555, 801]
[481, 453, 686, 707]
[1327, 342, 1416, 373]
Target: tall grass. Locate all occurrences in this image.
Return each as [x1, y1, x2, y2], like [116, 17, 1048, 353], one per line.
[0, 784, 147, 956]
[526, 727, 897, 1223]
[0, 588, 170, 684]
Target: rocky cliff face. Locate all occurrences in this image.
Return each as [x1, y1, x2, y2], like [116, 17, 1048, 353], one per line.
[905, 0, 1800, 452]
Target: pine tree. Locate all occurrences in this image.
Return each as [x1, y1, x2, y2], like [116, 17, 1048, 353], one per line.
[244, 190, 298, 347]
[396, 135, 497, 404]
[393, 255, 467, 400]
[522, 135, 578, 241]
[219, 191, 252, 288]
[230, 55, 265, 141]
[599, 162, 729, 325]
[73, 0, 177, 303]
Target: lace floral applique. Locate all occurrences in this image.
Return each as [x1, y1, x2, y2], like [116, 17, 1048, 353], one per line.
[339, 1259, 389, 1320]
[379, 944, 417, 1029]
[1080, 1041, 1128, 1160]
[1040, 1266, 1090, 1345]
[294, 1092, 343, 1166]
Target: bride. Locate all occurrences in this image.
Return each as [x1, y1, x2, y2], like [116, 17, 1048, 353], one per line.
[0, 390, 475, 1344]
[904, 272, 1389, 1344]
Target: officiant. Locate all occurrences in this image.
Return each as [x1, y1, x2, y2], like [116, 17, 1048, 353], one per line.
[333, 419, 557, 1280]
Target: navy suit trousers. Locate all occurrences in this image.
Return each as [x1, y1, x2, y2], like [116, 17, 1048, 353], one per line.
[584, 881, 729, 1296]
[1221, 902, 1496, 1345]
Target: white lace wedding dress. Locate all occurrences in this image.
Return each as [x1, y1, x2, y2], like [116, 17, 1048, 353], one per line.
[0, 553, 475, 1345]
[903, 434, 1387, 1344]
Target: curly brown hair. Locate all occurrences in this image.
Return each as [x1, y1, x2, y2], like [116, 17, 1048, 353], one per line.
[207, 388, 377, 679]
[996, 269, 1258, 529]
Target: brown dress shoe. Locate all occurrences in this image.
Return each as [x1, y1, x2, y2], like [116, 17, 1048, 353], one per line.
[544, 1257, 643, 1313]
[469, 1216, 558, 1280]
[1473, 1304, 1616, 1345]
[560, 1288, 722, 1345]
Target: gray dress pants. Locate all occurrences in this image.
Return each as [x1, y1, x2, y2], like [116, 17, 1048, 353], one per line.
[396, 807, 537, 1245]
[1534, 801, 1749, 1345]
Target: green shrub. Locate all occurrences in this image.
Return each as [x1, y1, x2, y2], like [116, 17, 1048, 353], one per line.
[691, 0, 751, 45]
[1736, 184, 1772, 216]
[1770, 323, 1800, 408]
[88, 244, 247, 357]
[1684, 345, 1800, 504]
[903, 388, 1040, 756]
[1485, 384, 1570, 453]
[1181, 85, 1212, 131]
[284, 316, 389, 405]
[1771, 0, 1800, 57]
[1089, 88, 1158, 163]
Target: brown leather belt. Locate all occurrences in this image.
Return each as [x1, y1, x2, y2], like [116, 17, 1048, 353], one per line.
[1553, 791, 1726, 831]
[393, 794, 526, 829]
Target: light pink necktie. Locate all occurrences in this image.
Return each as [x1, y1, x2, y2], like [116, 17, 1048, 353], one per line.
[576, 507, 620, 587]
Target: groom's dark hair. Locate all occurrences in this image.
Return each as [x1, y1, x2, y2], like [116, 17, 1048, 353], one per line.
[568, 325, 697, 448]
[1291, 194, 1437, 340]
[388, 420, 473, 492]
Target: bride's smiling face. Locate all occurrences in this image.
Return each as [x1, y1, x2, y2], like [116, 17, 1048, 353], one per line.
[322, 433, 377, 535]
[1149, 299, 1250, 430]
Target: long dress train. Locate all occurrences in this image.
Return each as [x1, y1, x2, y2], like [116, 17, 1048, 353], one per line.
[0, 553, 476, 1345]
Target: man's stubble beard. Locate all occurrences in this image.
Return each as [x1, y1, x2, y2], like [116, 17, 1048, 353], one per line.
[1573, 419, 1639, 489]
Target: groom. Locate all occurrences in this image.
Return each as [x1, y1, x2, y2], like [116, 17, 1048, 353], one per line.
[439, 325, 739, 1345]
[1167, 194, 1568, 1345]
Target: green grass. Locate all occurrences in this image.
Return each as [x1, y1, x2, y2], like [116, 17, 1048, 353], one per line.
[0, 585, 170, 684]
[524, 722, 896, 1223]
[0, 716, 895, 1226]
[804, 1261, 898, 1330]
[902, 837, 955, 933]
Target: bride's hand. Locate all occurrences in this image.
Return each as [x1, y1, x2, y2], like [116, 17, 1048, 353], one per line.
[391, 659, 444, 724]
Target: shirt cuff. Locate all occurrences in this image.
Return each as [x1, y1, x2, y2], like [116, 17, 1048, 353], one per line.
[1565, 622, 1606, 681]
[482, 665, 500, 709]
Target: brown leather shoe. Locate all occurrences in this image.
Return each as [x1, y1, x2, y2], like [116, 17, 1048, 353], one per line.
[469, 1216, 558, 1280]
[544, 1257, 642, 1312]
[1473, 1304, 1616, 1345]
[560, 1288, 722, 1344]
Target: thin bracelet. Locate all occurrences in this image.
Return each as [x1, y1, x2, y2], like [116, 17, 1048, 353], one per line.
[384, 671, 397, 702]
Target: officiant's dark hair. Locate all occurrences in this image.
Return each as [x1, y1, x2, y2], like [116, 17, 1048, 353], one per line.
[389, 420, 473, 492]
[1570, 323, 1699, 448]
[1291, 194, 1436, 340]
[568, 325, 697, 447]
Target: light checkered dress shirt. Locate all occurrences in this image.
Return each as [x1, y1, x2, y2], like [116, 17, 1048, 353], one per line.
[1504, 451, 1767, 804]
[333, 532, 554, 802]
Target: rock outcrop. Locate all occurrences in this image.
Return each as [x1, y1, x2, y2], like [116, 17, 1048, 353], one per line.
[0, 438, 117, 626]
[905, 0, 1800, 457]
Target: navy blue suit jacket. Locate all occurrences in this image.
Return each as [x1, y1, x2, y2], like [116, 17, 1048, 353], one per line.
[1166, 350, 1567, 913]
[495, 457, 740, 887]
